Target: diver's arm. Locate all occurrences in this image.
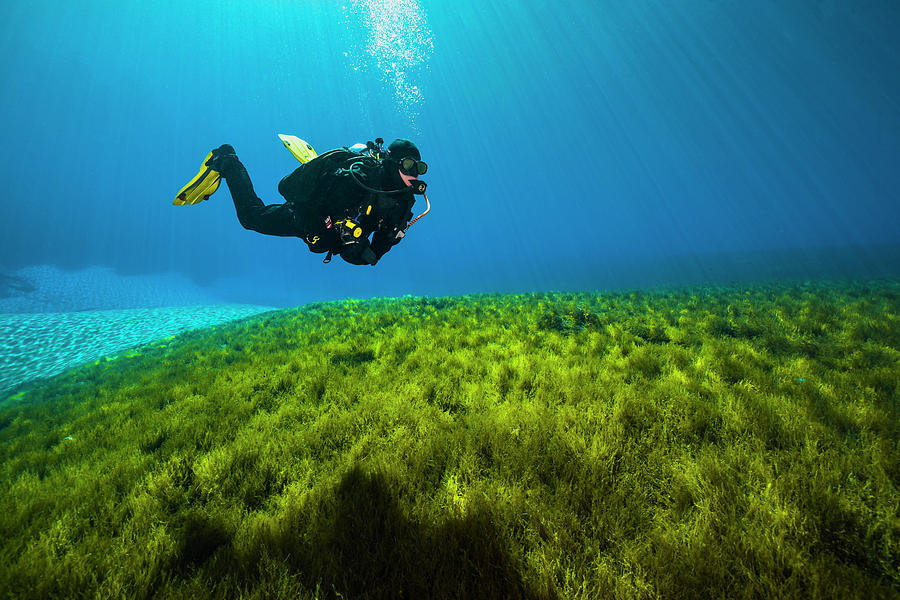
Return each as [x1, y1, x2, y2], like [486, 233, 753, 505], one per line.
[369, 197, 414, 259]
[370, 228, 404, 260]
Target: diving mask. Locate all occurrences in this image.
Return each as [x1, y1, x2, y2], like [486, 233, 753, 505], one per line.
[400, 157, 428, 176]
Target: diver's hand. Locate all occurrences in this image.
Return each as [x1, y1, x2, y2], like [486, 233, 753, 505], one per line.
[207, 144, 239, 174]
[338, 244, 378, 266]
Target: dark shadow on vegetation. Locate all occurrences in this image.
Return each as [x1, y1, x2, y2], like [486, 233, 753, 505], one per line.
[139, 430, 168, 454]
[330, 349, 376, 366]
[177, 511, 232, 575]
[233, 466, 549, 600]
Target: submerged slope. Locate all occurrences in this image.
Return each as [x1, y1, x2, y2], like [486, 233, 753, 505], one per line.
[1, 282, 898, 599]
[0, 304, 276, 394]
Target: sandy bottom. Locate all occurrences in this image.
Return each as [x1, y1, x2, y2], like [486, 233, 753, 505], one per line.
[0, 304, 275, 395]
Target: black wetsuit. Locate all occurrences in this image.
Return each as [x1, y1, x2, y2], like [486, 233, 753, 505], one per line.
[221, 149, 416, 265]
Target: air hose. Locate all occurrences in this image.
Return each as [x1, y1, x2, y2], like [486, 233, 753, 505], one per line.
[408, 194, 430, 227]
[347, 162, 431, 227]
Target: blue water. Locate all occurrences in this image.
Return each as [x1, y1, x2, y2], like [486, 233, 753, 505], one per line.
[1, 0, 899, 308]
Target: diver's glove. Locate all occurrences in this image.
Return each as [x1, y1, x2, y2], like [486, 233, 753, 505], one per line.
[206, 144, 239, 175]
[339, 244, 378, 266]
[361, 247, 377, 265]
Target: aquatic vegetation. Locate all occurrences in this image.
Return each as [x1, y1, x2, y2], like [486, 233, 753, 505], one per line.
[0, 280, 898, 599]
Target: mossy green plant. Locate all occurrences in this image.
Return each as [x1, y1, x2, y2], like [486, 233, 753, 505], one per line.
[1, 280, 898, 599]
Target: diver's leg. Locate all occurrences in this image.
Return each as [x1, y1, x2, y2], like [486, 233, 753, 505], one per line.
[210, 145, 299, 237]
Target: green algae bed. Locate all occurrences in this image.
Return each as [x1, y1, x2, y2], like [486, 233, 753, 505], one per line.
[1, 281, 898, 600]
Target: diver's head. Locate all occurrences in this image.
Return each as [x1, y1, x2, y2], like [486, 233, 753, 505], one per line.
[384, 139, 427, 189]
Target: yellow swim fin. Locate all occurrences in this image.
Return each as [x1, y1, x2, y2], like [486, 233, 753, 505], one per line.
[174, 152, 221, 205]
[277, 134, 318, 163]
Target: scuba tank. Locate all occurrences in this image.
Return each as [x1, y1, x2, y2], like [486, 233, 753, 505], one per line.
[348, 137, 383, 159]
[341, 138, 428, 196]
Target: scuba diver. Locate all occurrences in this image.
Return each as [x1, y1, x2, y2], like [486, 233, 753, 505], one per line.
[174, 137, 429, 266]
